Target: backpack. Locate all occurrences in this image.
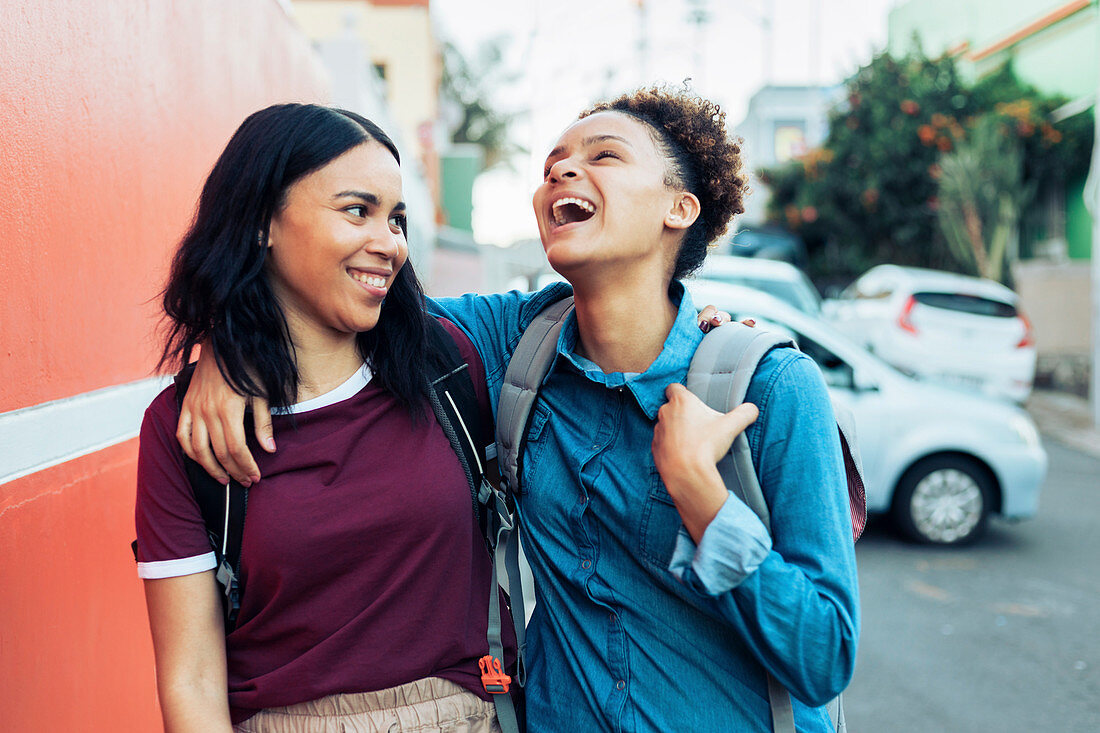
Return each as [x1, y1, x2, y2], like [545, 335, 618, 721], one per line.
[494, 295, 866, 733]
[132, 317, 525, 733]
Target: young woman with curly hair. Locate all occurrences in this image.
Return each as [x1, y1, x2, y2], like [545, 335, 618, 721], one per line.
[178, 87, 859, 731]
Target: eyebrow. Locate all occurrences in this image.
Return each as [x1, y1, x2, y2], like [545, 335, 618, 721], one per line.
[332, 190, 406, 211]
[545, 134, 632, 161]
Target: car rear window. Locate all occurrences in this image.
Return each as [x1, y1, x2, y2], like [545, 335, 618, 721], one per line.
[913, 292, 1017, 317]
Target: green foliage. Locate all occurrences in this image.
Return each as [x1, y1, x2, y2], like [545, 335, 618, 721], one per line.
[936, 116, 1031, 282]
[440, 38, 523, 170]
[759, 51, 1093, 285]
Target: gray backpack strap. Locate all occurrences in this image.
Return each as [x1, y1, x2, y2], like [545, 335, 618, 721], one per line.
[688, 322, 858, 733]
[687, 322, 797, 733]
[496, 296, 575, 494]
[686, 322, 793, 529]
[482, 481, 523, 733]
[478, 294, 574, 732]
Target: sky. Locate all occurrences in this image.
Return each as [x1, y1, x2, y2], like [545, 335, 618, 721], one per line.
[432, 0, 902, 246]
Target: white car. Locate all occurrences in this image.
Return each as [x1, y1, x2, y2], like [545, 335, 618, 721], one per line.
[687, 280, 1048, 546]
[692, 254, 822, 315]
[823, 265, 1036, 404]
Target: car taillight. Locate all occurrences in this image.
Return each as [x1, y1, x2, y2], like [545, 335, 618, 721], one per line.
[897, 296, 918, 335]
[1016, 310, 1034, 349]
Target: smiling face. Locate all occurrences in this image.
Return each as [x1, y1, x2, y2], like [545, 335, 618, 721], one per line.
[266, 140, 407, 344]
[532, 111, 698, 284]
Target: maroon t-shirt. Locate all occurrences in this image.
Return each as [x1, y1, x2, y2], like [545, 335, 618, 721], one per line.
[135, 321, 514, 723]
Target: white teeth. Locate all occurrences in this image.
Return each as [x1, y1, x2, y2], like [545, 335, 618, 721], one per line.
[551, 197, 595, 226]
[351, 272, 386, 288]
[552, 197, 595, 213]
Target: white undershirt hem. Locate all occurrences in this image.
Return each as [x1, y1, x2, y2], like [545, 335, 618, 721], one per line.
[138, 551, 217, 579]
[272, 364, 373, 415]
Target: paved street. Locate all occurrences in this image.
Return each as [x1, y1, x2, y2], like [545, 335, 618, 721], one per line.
[845, 439, 1100, 732]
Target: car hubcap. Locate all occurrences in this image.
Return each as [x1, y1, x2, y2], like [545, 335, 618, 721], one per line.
[910, 468, 983, 543]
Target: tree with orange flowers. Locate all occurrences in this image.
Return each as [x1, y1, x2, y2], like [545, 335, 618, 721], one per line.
[760, 52, 1092, 287]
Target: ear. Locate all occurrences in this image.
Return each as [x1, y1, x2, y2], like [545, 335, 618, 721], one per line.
[263, 219, 278, 248]
[664, 192, 701, 231]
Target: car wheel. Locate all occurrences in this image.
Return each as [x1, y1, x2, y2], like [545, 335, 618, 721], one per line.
[892, 456, 993, 545]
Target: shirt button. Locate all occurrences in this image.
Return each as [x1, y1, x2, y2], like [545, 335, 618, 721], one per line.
[591, 443, 599, 450]
[616, 680, 626, 691]
[609, 612, 616, 622]
[580, 495, 588, 504]
[581, 560, 591, 570]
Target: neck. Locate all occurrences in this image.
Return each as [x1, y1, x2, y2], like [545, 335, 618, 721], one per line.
[570, 270, 679, 374]
[284, 318, 365, 403]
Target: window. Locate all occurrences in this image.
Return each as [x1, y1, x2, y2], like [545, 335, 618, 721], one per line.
[912, 292, 1017, 318]
[797, 333, 855, 390]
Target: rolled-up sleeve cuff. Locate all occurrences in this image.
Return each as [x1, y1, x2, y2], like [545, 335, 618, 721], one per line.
[669, 494, 772, 596]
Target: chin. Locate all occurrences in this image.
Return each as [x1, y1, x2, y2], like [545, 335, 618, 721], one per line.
[543, 233, 595, 267]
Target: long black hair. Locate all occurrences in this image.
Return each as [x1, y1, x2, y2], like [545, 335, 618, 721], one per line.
[160, 103, 434, 413]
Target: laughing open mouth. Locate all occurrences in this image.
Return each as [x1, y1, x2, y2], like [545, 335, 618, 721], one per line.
[551, 197, 596, 226]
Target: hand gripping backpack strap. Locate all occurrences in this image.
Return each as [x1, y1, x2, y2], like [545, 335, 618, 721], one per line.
[686, 323, 794, 529]
[687, 324, 797, 733]
[687, 323, 860, 732]
[173, 364, 248, 630]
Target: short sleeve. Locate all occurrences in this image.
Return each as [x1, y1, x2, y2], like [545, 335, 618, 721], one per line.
[134, 387, 216, 579]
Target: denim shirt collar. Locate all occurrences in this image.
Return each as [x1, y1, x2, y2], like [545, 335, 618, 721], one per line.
[556, 281, 703, 420]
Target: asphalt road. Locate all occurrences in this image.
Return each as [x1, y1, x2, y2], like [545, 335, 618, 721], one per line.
[845, 441, 1100, 732]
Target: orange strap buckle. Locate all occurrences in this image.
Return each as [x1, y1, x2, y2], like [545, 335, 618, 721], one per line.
[478, 654, 511, 694]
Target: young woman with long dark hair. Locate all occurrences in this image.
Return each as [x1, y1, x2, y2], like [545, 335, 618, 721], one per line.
[136, 104, 513, 731]
[178, 87, 859, 732]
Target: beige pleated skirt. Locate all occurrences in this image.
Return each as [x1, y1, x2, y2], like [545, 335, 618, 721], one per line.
[233, 677, 501, 733]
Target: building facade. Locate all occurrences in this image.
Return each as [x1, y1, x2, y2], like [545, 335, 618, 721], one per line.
[292, 0, 441, 276]
[735, 85, 843, 227]
[0, 0, 432, 728]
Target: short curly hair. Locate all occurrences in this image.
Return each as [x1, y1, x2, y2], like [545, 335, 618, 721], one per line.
[580, 85, 747, 279]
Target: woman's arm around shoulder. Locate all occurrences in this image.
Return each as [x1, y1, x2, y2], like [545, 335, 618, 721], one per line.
[426, 282, 574, 390]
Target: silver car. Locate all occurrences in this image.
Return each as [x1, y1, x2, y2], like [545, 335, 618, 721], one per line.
[823, 265, 1037, 404]
[688, 280, 1047, 545]
[692, 254, 822, 315]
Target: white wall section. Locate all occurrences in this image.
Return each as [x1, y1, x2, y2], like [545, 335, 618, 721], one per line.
[0, 377, 171, 485]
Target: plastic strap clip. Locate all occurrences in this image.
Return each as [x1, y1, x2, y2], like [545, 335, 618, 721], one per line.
[478, 654, 511, 694]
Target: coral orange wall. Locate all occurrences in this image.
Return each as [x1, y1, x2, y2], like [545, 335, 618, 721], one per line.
[0, 1, 329, 729]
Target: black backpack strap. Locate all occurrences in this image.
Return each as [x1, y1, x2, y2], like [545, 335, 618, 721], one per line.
[423, 319, 495, 534]
[173, 363, 248, 630]
[423, 319, 523, 733]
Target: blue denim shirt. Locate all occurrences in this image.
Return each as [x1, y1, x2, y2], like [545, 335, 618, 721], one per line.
[430, 283, 859, 733]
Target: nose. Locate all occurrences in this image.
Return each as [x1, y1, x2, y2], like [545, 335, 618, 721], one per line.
[547, 157, 580, 184]
[364, 221, 405, 261]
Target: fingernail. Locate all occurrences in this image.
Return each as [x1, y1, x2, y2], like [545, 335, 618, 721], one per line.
[250, 474, 261, 484]
[239, 479, 252, 488]
[264, 438, 276, 451]
[746, 319, 756, 326]
[700, 322, 711, 333]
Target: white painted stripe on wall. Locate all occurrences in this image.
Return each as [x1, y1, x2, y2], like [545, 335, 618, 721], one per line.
[0, 376, 171, 485]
